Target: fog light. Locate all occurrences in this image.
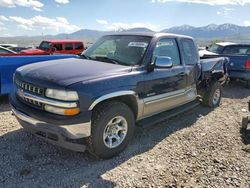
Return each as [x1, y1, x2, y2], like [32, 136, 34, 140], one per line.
[44, 105, 80, 116]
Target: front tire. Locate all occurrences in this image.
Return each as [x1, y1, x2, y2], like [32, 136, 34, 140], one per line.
[87, 101, 135, 159]
[202, 81, 222, 108]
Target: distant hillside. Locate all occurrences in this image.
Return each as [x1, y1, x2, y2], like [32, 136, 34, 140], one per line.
[162, 23, 250, 39]
[1, 24, 250, 46]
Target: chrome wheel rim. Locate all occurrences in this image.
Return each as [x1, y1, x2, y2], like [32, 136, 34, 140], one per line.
[103, 116, 128, 149]
[212, 88, 221, 105]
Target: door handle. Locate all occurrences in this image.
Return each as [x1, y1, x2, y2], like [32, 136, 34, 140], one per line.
[178, 72, 185, 76]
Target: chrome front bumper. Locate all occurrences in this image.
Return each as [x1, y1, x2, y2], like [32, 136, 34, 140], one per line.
[11, 106, 91, 152]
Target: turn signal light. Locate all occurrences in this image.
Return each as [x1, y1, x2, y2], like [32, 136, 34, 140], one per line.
[64, 108, 80, 116]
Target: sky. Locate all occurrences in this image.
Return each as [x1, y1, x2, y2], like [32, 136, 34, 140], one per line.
[1, 0, 250, 36]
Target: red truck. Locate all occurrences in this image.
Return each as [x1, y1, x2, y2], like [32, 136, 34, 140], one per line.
[20, 40, 84, 55]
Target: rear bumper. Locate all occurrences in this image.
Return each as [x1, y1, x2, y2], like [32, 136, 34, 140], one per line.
[229, 70, 250, 80]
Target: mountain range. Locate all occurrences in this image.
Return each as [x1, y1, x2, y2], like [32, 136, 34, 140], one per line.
[1, 23, 250, 46]
[62, 23, 250, 40]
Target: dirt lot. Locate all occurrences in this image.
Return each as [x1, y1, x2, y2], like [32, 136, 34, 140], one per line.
[0, 83, 250, 188]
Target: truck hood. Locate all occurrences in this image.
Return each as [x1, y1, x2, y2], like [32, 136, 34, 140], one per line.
[21, 48, 47, 55]
[17, 58, 133, 87]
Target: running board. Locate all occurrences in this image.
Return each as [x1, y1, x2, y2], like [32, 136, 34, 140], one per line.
[137, 100, 200, 127]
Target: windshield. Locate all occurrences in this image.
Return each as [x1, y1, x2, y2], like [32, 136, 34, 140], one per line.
[207, 44, 224, 54]
[82, 35, 152, 66]
[38, 41, 51, 51]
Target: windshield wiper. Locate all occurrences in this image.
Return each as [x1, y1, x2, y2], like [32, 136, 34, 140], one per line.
[79, 54, 91, 60]
[93, 56, 121, 65]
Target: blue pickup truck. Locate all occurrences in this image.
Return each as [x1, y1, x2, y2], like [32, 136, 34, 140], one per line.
[0, 55, 76, 95]
[200, 42, 250, 87]
[10, 33, 228, 158]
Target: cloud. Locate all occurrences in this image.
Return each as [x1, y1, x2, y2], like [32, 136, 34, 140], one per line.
[55, 0, 69, 4]
[0, 0, 44, 11]
[0, 15, 9, 21]
[152, 0, 250, 6]
[9, 15, 81, 33]
[244, 20, 250, 26]
[96, 20, 158, 31]
[217, 7, 234, 16]
[96, 19, 108, 25]
[0, 26, 7, 31]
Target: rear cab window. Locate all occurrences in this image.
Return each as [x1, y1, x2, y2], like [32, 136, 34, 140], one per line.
[152, 38, 181, 66]
[222, 45, 250, 55]
[181, 38, 199, 65]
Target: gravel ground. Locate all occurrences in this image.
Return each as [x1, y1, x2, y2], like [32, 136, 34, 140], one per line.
[0, 82, 250, 188]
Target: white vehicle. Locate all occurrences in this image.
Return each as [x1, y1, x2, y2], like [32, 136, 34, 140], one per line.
[0, 44, 18, 48]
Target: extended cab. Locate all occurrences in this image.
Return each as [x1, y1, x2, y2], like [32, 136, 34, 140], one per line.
[21, 40, 84, 55]
[10, 33, 228, 158]
[200, 42, 250, 87]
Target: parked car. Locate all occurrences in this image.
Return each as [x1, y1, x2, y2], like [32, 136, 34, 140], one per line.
[8, 46, 31, 53]
[0, 44, 18, 48]
[242, 101, 250, 130]
[20, 40, 84, 55]
[201, 42, 250, 88]
[0, 55, 77, 95]
[0, 46, 17, 56]
[10, 33, 228, 158]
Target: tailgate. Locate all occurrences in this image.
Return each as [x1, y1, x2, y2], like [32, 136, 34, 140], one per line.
[227, 55, 249, 71]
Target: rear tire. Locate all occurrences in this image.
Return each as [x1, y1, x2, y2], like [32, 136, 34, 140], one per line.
[202, 81, 222, 108]
[87, 101, 135, 159]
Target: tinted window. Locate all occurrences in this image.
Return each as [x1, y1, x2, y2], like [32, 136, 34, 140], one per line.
[222, 46, 250, 55]
[65, 43, 73, 50]
[75, 43, 83, 50]
[153, 38, 181, 66]
[53, 43, 63, 51]
[181, 39, 198, 65]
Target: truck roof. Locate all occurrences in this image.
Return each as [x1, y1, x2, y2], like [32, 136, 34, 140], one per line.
[105, 32, 193, 39]
[216, 42, 237, 46]
[44, 40, 83, 43]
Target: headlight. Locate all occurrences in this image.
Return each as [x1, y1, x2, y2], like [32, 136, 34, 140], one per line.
[45, 89, 79, 101]
[44, 105, 80, 116]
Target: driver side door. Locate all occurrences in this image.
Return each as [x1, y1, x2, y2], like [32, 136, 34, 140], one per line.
[141, 38, 196, 118]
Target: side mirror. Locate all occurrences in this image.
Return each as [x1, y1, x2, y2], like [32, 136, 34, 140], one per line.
[154, 56, 173, 69]
[51, 47, 56, 53]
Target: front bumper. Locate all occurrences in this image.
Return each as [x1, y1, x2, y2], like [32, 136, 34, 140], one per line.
[10, 93, 92, 152]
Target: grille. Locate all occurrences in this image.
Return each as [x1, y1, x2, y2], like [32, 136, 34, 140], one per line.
[15, 79, 44, 96]
[15, 79, 44, 108]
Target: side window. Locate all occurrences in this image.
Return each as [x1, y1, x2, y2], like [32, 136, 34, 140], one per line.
[75, 43, 84, 50]
[65, 43, 73, 50]
[153, 38, 181, 66]
[181, 39, 198, 65]
[223, 46, 250, 55]
[53, 43, 63, 51]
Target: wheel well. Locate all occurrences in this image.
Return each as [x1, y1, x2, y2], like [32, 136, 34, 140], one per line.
[92, 95, 139, 119]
